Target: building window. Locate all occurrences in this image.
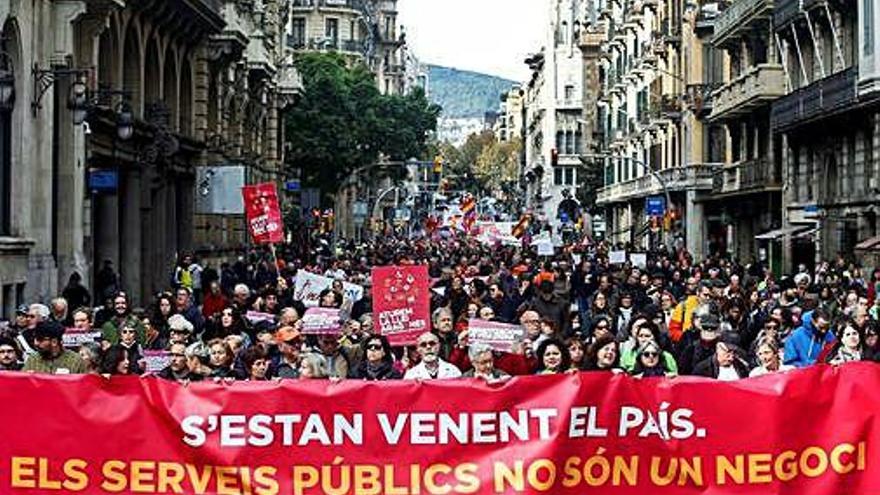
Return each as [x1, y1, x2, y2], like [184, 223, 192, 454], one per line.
[564, 85, 575, 103]
[326, 18, 339, 47]
[554, 168, 563, 185]
[565, 167, 575, 185]
[291, 18, 306, 47]
[865, 0, 874, 55]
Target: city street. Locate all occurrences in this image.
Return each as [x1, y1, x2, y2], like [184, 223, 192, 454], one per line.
[0, 0, 878, 494]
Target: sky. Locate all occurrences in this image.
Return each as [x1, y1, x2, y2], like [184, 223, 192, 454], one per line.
[398, 0, 548, 83]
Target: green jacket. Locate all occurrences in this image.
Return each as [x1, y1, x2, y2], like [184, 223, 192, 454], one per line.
[23, 350, 87, 374]
[620, 348, 679, 374]
[101, 315, 146, 345]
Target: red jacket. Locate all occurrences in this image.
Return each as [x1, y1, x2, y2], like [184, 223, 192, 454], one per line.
[202, 293, 229, 319]
[449, 346, 537, 376]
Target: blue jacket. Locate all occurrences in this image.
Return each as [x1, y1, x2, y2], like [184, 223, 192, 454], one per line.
[783, 311, 836, 367]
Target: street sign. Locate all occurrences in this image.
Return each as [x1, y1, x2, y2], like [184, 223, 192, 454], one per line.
[352, 201, 368, 218]
[88, 169, 118, 193]
[646, 195, 666, 216]
[284, 180, 301, 192]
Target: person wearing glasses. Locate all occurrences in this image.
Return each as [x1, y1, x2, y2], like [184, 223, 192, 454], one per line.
[350, 334, 401, 380]
[462, 343, 509, 381]
[404, 332, 461, 380]
[630, 341, 676, 378]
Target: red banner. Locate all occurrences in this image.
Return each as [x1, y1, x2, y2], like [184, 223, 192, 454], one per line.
[372, 265, 431, 345]
[1, 365, 879, 495]
[242, 183, 284, 244]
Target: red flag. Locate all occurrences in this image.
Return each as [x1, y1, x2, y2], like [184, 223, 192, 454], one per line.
[242, 183, 284, 244]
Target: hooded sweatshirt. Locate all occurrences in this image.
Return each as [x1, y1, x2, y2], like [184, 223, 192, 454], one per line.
[783, 311, 836, 368]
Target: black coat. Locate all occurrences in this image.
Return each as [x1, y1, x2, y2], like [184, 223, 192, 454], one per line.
[350, 361, 401, 380]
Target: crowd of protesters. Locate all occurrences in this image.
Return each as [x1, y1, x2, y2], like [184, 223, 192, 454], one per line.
[1, 231, 878, 384]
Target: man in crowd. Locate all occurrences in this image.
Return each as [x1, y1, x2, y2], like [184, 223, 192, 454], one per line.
[22, 321, 86, 374]
[404, 332, 461, 380]
[101, 293, 145, 346]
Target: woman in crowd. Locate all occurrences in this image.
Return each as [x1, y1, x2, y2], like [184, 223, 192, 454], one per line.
[117, 324, 144, 374]
[350, 334, 401, 380]
[99, 345, 131, 376]
[619, 318, 677, 373]
[299, 353, 330, 379]
[150, 292, 175, 342]
[241, 344, 271, 381]
[749, 338, 793, 377]
[566, 337, 587, 371]
[207, 338, 237, 378]
[820, 320, 865, 364]
[204, 307, 252, 345]
[630, 341, 676, 378]
[77, 342, 102, 375]
[585, 292, 612, 336]
[534, 338, 571, 375]
[582, 335, 620, 372]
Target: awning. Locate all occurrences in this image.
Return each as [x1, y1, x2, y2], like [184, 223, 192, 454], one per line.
[755, 225, 810, 241]
[855, 236, 880, 251]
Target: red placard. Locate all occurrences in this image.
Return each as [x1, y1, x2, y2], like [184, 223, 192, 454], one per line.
[0, 365, 878, 495]
[242, 183, 284, 244]
[372, 264, 431, 345]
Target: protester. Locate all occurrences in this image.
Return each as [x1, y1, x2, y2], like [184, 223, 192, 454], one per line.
[299, 353, 330, 379]
[350, 334, 401, 380]
[583, 334, 620, 372]
[0, 336, 22, 371]
[22, 321, 87, 374]
[749, 339, 793, 377]
[404, 332, 462, 380]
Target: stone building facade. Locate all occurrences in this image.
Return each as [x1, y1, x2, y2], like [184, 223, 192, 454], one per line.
[523, 0, 592, 225]
[287, 0, 408, 95]
[772, 0, 879, 269]
[592, 0, 726, 259]
[0, 0, 298, 315]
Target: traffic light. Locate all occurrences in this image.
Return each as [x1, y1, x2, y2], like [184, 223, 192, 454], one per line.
[433, 155, 444, 174]
[551, 148, 559, 167]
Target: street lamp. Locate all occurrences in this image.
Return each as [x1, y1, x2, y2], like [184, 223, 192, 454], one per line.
[115, 101, 134, 141]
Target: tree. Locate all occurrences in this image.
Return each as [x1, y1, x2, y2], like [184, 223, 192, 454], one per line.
[475, 137, 522, 192]
[284, 53, 441, 202]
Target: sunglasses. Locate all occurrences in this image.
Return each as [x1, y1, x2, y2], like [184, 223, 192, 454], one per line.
[366, 344, 383, 351]
[642, 352, 659, 358]
[418, 341, 439, 348]
[170, 329, 189, 334]
[120, 329, 136, 334]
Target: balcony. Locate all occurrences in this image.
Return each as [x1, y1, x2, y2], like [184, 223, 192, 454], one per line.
[714, 158, 782, 195]
[712, 0, 774, 47]
[771, 67, 857, 131]
[292, 0, 361, 11]
[597, 164, 720, 204]
[774, 0, 822, 27]
[287, 36, 366, 56]
[710, 64, 785, 121]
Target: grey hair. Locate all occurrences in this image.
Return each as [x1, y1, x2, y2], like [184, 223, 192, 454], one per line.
[29, 304, 50, 320]
[299, 353, 329, 379]
[432, 307, 453, 325]
[234, 284, 250, 296]
[468, 342, 493, 362]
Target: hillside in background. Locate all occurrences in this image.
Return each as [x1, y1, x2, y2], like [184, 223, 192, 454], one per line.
[427, 65, 517, 119]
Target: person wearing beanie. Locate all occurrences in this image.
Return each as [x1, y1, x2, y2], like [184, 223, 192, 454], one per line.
[22, 321, 86, 374]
